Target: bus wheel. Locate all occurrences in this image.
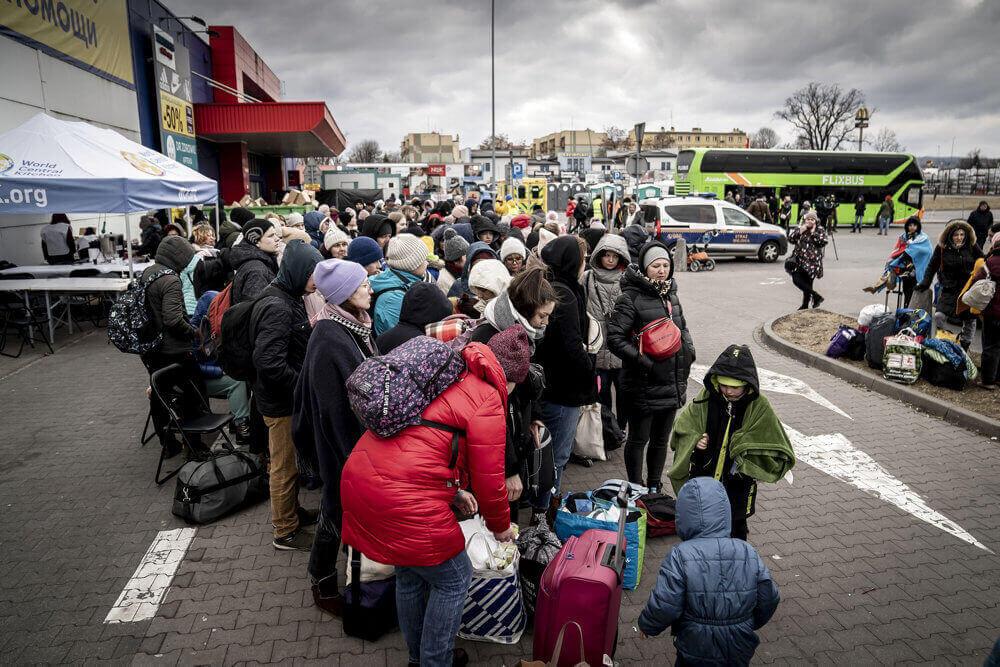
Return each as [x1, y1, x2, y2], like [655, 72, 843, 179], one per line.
[689, 260, 702, 272]
[758, 241, 780, 263]
[704, 258, 716, 271]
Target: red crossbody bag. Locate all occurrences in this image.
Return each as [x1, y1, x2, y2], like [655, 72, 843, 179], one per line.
[636, 301, 682, 361]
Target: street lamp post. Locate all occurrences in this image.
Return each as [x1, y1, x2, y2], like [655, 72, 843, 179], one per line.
[490, 0, 496, 189]
[854, 106, 870, 151]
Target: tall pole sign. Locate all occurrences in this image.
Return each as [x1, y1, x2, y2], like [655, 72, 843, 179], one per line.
[152, 26, 198, 170]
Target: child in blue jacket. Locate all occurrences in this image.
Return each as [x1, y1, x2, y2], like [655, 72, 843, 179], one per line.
[638, 476, 779, 666]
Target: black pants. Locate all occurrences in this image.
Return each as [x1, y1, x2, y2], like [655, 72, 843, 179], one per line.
[791, 269, 818, 308]
[982, 317, 1000, 386]
[596, 368, 627, 429]
[141, 351, 205, 447]
[726, 475, 757, 541]
[901, 275, 917, 309]
[624, 408, 676, 488]
[309, 504, 343, 584]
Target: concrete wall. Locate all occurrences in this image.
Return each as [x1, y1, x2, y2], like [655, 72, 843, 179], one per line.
[0, 35, 141, 265]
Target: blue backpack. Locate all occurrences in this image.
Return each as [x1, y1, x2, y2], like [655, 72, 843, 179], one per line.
[895, 308, 931, 337]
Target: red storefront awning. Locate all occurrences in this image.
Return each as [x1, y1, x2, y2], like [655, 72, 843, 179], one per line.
[194, 102, 346, 157]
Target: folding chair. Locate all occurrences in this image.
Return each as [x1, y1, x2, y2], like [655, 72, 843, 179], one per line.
[0, 292, 54, 358]
[150, 363, 235, 484]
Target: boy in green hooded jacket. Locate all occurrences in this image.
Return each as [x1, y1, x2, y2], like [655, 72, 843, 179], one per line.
[668, 344, 795, 540]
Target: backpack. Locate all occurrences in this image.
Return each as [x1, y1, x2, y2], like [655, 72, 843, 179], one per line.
[346, 335, 466, 438]
[217, 294, 267, 382]
[826, 325, 860, 359]
[895, 308, 931, 338]
[636, 493, 677, 537]
[207, 283, 233, 339]
[865, 312, 898, 369]
[107, 269, 174, 355]
[921, 354, 968, 390]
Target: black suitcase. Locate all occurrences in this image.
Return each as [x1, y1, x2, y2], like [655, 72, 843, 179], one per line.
[865, 313, 897, 369]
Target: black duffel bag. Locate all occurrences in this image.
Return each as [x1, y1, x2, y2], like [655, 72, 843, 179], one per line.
[921, 355, 968, 391]
[172, 446, 267, 524]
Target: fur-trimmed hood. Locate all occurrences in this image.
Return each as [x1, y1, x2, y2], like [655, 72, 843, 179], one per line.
[938, 219, 977, 249]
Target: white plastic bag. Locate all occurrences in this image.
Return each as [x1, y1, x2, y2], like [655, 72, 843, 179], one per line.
[572, 403, 606, 461]
[858, 303, 887, 327]
[344, 546, 395, 585]
[460, 516, 517, 575]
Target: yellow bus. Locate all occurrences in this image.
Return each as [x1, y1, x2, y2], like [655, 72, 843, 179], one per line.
[496, 178, 547, 213]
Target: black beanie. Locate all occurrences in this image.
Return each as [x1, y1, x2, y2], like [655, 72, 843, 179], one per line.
[241, 218, 273, 246]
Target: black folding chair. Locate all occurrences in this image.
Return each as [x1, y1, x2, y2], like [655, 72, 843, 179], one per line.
[0, 292, 54, 358]
[150, 363, 235, 484]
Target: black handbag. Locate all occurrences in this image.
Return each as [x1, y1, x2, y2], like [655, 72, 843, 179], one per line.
[342, 550, 398, 641]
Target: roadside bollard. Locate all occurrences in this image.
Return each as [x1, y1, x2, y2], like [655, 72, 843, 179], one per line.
[673, 238, 687, 272]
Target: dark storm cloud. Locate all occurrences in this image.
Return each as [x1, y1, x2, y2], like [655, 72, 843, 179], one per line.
[167, 0, 1000, 154]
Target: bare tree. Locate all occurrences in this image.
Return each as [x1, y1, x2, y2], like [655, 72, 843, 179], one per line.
[381, 150, 402, 163]
[348, 139, 381, 163]
[478, 134, 514, 150]
[868, 128, 904, 152]
[775, 82, 869, 150]
[750, 127, 780, 149]
[601, 125, 633, 151]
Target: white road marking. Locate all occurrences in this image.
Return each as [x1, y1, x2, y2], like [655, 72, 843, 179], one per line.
[104, 528, 197, 623]
[691, 363, 853, 420]
[759, 277, 787, 285]
[783, 423, 991, 553]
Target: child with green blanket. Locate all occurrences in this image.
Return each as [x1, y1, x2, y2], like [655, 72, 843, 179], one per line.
[667, 344, 795, 540]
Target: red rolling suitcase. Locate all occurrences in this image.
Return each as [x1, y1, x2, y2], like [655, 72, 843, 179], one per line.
[532, 485, 628, 666]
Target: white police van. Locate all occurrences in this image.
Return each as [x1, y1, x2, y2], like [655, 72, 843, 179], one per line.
[638, 196, 788, 262]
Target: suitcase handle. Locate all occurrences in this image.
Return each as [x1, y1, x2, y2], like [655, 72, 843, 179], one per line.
[600, 483, 630, 580]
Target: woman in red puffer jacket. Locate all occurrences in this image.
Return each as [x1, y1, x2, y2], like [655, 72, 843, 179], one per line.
[341, 341, 517, 667]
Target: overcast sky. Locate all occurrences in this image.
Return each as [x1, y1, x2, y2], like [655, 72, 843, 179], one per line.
[170, 0, 1000, 157]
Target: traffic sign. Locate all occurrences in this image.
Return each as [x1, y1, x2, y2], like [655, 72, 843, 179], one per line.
[512, 163, 524, 179]
[612, 170, 622, 180]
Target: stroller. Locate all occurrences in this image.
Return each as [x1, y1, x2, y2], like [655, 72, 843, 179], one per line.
[686, 231, 717, 272]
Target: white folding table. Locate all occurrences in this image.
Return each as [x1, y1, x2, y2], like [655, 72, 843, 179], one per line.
[0, 261, 152, 278]
[0, 277, 130, 343]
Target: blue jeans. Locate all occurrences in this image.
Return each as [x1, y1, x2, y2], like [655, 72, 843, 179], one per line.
[878, 215, 890, 234]
[853, 214, 863, 232]
[536, 401, 581, 510]
[396, 551, 473, 666]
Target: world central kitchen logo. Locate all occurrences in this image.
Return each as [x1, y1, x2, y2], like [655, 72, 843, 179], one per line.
[0, 153, 14, 175]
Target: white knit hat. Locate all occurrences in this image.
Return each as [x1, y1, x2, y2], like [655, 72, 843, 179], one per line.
[537, 228, 558, 253]
[500, 237, 527, 261]
[324, 227, 351, 251]
[286, 212, 304, 227]
[469, 259, 511, 296]
[385, 233, 428, 273]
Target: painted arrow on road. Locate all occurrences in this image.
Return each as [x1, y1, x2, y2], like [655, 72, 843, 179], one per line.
[782, 424, 991, 553]
[690, 363, 853, 420]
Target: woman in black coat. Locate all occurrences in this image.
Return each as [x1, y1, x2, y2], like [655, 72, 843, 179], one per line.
[229, 220, 281, 303]
[916, 219, 984, 349]
[536, 236, 597, 505]
[293, 258, 377, 612]
[607, 240, 695, 493]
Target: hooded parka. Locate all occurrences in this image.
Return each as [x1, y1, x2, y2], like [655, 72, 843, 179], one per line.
[537, 236, 597, 406]
[376, 282, 454, 353]
[918, 220, 984, 317]
[637, 477, 780, 666]
[583, 233, 629, 371]
[607, 241, 695, 412]
[229, 239, 279, 303]
[144, 236, 198, 356]
[340, 343, 511, 566]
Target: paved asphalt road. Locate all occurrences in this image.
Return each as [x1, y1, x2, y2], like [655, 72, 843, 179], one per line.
[0, 227, 997, 665]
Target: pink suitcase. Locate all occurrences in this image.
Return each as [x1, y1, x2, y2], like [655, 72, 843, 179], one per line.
[532, 486, 627, 666]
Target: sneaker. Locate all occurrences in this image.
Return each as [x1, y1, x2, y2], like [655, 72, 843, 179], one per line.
[234, 418, 252, 446]
[273, 530, 314, 551]
[297, 507, 320, 527]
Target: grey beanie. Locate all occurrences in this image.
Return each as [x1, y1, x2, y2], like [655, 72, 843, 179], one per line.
[642, 245, 671, 271]
[442, 228, 470, 262]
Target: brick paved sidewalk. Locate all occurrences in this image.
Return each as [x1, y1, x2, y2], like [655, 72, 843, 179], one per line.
[1, 239, 998, 665]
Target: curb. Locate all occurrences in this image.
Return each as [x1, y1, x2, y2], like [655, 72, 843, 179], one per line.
[761, 315, 1000, 438]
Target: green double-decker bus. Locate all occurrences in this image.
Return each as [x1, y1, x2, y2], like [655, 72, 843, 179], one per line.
[675, 148, 924, 226]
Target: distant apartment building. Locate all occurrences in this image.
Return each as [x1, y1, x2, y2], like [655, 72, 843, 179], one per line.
[628, 126, 748, 149]
[532, 129, 608, 158]
[401, 132, 461, 163]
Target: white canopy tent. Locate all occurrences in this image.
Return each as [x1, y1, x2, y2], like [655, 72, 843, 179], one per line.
[0, 113, 218, 277]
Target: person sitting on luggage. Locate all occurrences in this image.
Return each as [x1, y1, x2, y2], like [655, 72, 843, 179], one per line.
[666, 345, 795, 541]
[862, 216, 933, 308]
[638, 476, 780, 666]
[340, 339, 523, 667]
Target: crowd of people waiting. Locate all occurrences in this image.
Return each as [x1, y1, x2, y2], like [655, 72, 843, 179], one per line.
[127, 190, 802, 666]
